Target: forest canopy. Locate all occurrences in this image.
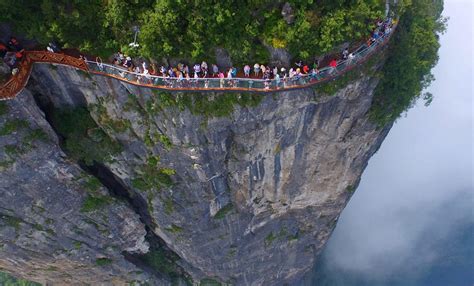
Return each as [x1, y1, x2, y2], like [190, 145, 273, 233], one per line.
[0, 0, 445, 126]
[0, 0, 385, 63]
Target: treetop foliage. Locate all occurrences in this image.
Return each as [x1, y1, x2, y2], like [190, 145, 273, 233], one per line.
[0, 0, 385, 63]
[1, 0, 445, 126]
[369, 0, 446, 126]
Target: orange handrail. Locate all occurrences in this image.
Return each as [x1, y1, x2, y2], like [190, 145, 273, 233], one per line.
[0, 51, 89, 100]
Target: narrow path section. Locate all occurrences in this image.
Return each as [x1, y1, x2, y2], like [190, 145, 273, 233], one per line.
[0, 23, 396, 100]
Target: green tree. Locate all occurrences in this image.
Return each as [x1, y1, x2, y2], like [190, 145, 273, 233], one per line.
[1, 0, 386, 63]
[369, 0, 446, 126]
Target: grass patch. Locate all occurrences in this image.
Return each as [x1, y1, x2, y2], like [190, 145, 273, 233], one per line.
[132, 157, 175, 192]
[158, 134, 173, 150]
[123, 94, 141, 112]
[131, 178, 149, 191]
[95, 258, 112, 266]
[73, 241, 82, 250]
[185, 93, 263, 118]
[4, 144, 19, 157]
[164, 198, 174, 215]
[80, 195, 112, 213]
[264, 231, 276, 247]
[89, 103, 131, 133]
[0, 160, 13, 170]
[147, 91, 263, 119]
[0, 271, 40, 285]
[46, 266, 58, 271]
[23, 129, 48, 143]
[0, 102, 8, 116]
[2, 129, 48, 158]
[84, 177, 102, 193]
[33, 223, 44, 231]
[0, 119, 29, 136]
[214, 203, 233, 220]
[345, 185, 356, 193]
[1, 215, 22, 231]
[165, 224, 183, 233]
[288, 233, 299, 241]
[141, 248, 179, 277]
[144, 129, 154, 147]
[200, 278, 222, 286]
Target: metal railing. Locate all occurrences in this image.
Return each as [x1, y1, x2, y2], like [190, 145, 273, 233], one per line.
[0, 22, 396, 100]
[85, 25, 395, 93]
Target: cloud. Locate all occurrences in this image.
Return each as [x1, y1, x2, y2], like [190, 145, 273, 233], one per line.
[306, 1, 473, 285]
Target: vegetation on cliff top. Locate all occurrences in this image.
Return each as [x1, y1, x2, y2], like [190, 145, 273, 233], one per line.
[369, 0, 446, 126]
[1, 0, 384, 63]
[2, 1, 444, 127]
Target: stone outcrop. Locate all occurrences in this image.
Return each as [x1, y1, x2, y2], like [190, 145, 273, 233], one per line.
[0, 59, 390, 285]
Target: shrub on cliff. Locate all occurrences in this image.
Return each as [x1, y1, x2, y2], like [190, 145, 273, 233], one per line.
[51, 107, 122, 165]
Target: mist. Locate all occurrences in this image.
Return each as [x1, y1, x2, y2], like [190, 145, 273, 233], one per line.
[305, 1, 473, 285]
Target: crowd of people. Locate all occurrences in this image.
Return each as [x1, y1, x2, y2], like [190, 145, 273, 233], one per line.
[104, 49, 352, 89]
[101, 16, 395, 89]
[110, 51, 324, 87]
[0, 37, 25, 76]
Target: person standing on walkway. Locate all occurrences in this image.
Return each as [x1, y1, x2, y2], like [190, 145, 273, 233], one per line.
[348, 53, 355, 64]
[193, 63, 201, 77]
[303, 64, 309, 74]
[329, 59, 337, 74]
[253, 63, 260, 77]
[275, 73, 281, 88]
[212, 64, 218, 77]
[219, 71, 225, 88]
[201, 61, 208, 77]
[244, 65, 251, 77]
[342, 48, 349, 60]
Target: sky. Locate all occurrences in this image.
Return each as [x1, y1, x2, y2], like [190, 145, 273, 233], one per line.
[305, 1, 473, 285]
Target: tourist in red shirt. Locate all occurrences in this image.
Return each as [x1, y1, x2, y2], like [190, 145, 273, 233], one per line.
[329, 59, 337, 73]
[303, 65, 309, 74]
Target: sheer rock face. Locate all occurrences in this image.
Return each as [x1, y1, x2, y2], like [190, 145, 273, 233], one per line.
[0, 90, 160, 285]
[2, 62, 390, 285]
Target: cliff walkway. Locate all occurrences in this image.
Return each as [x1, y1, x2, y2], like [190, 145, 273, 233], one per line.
[0, 24, 396, 101]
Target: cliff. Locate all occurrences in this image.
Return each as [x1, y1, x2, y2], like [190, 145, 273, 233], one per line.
[0, 88, 158, 284]
[0, 59, 390, 285]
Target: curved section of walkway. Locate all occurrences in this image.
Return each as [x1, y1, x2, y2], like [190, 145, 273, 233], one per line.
[0, 24, 396, 101]
[0, 52, 89, 100]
